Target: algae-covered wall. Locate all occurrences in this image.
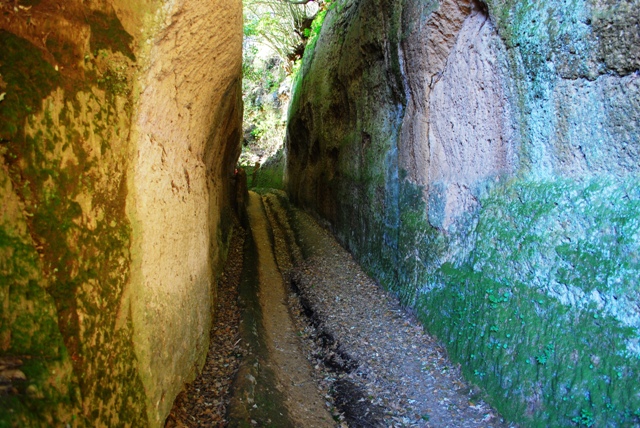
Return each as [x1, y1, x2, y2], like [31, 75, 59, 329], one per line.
[0, 0, 242, 426]
[286, 0, 640, 425]
[251, 148, 286, 190]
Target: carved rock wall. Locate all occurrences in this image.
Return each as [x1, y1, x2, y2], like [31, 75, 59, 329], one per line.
[0, 0, 241, 426]
[286, 0, 640, 425]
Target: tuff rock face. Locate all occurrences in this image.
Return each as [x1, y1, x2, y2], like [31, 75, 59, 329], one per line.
[0, 0, 242, 426]
[287, 0, 640, 425]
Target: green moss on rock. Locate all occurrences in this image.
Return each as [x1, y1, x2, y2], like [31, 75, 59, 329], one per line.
[0, 12, 147, 426]
[286, 0, 640, 425]
[0, 168, 81, 427]
[414, 177, 640, 426]
[0, 31, 60, 141]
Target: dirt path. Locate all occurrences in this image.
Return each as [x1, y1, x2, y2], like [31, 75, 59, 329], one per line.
[227, 191, 334, 427]
[261, 191, 513, 428]
[167, 190, 513, 427]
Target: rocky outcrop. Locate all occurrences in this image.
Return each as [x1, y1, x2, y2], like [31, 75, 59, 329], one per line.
[287, 0, 640, 425]
[0, 0, 241, 426]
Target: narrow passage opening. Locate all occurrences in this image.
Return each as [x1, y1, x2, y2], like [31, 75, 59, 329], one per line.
[239, 0, 318, 171]
[165, 2, 512, 426]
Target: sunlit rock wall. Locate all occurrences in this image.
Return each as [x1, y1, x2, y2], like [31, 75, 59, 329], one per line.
[286, 0, 640, 425]
[128, 0, 243, 425]
[0, 0, 242, 426]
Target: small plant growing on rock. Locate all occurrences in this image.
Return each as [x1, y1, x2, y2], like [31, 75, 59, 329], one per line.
[572, 408, 594, 427]
[535, 343, 554, 365]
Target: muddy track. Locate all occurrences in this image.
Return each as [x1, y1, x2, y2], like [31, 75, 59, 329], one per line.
[260, 190, 511, 427]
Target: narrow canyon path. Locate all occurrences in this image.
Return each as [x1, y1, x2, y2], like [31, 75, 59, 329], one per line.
[167, 190, 513, 427]
[226, 191, 334, 427]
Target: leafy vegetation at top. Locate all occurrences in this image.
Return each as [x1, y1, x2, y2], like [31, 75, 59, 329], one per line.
[241, 0, 330, 167]
[243, 0, 318, 69]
